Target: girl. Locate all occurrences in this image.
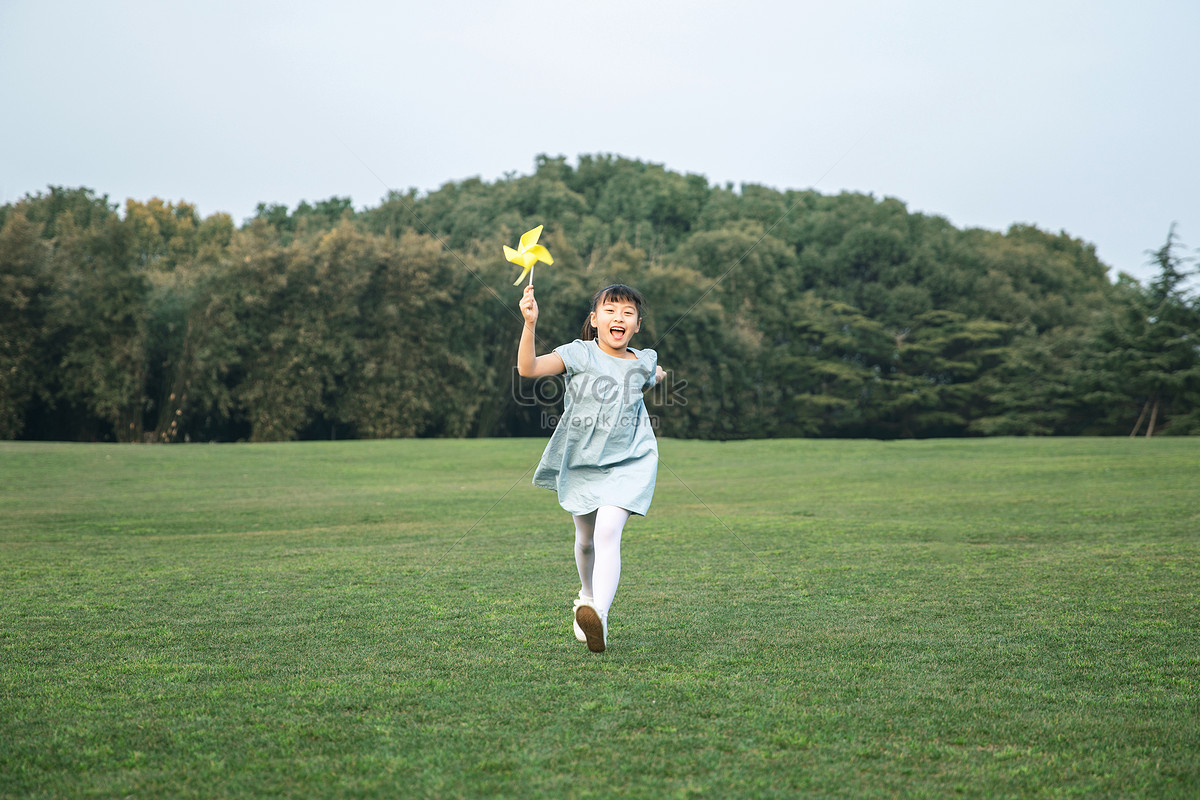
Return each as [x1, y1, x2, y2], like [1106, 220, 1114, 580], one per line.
[518, 283, 666, 653]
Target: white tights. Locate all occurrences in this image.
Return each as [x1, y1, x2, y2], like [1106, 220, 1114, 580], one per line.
[573, 506, 630, 618]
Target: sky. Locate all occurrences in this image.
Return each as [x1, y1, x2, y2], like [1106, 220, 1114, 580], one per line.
[2, 0, 1197, 284]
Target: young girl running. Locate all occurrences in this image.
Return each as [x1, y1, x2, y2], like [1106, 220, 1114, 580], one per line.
[518, 283, 666, 653]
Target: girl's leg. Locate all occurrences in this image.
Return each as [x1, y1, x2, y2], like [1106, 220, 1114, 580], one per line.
[591, 505, 631, 617]
[572, 510, 597, 600]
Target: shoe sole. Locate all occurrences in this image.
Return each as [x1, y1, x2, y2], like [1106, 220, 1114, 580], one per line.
[575, 604, 605, 653]
[573, 600, 590, 643]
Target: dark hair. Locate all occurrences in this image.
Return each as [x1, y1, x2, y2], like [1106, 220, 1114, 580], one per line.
[580, 284, 646, 341]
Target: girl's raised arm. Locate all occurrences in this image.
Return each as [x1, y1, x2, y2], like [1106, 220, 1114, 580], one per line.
[517, 286, 566, 378]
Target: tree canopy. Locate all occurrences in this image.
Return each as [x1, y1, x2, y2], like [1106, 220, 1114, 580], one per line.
[2, 157, 1196, 442]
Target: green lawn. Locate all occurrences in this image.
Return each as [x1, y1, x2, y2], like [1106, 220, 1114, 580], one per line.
[1, 437, 1197, 798]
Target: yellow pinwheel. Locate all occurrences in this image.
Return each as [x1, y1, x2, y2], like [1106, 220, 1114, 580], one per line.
[505, 225, 554, 286]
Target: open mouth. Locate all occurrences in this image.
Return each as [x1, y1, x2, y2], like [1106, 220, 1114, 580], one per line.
[609, 326, 626, 339]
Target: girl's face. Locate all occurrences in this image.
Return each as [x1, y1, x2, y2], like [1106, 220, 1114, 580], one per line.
[590, 297, 641, 353]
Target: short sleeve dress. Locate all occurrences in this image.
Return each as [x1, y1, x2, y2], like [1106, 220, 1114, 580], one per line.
[532, 339, 659, 516]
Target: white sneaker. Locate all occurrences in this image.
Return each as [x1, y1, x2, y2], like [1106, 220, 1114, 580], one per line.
[574, 601, 607, 653]
[572, 596, 592, 642]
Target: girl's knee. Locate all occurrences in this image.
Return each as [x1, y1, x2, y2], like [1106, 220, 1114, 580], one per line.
[593, 526, 623, 549]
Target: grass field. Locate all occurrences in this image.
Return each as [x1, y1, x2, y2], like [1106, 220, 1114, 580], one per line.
[2, 437, 1198, 798]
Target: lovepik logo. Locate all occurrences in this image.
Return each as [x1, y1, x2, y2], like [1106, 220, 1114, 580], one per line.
[511, 367, 688, 409]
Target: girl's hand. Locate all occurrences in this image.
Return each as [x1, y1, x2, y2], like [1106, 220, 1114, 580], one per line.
[656, 365, 667, 384]
[519, 285, 539, 325]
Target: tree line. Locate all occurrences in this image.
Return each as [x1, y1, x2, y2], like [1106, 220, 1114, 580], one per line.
[2, 154, 1198, 442]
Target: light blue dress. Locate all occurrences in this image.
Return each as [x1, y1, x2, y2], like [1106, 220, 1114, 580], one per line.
[533, 339, 659, 516]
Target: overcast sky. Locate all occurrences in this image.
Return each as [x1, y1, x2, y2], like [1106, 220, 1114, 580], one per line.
[2, 0, 1196, 283]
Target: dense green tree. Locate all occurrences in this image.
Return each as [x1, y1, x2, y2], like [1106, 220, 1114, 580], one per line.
[969, 323, 1091, 435]
[331, 228, 477, 438]
[633, 261, 750, 439]
[47, 213, 150, 441]
[124, 198, 200, 270]
[183, 220, 344, 441]
[0, 211, 51, 438]
[871, 311, 1014, 438]
[1083, 227, 1200, 435]
[1, 186, 117, 239]
[759, 293, 892, 437]
[2, 158, 1192, 442]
